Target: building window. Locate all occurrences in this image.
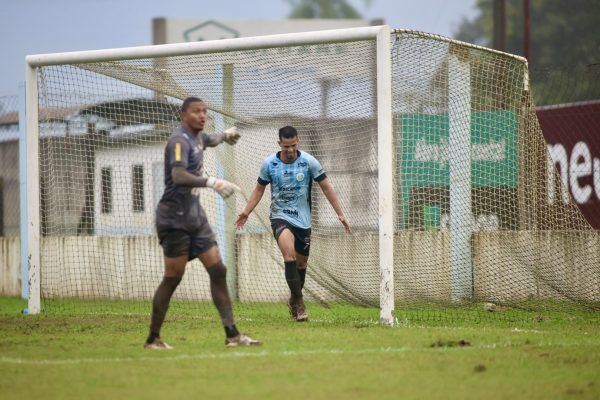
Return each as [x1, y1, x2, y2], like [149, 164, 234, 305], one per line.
[132, 165, 144, 212]
[101, 167, 112, 214]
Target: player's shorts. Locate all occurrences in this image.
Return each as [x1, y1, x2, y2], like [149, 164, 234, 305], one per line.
[156, 205, 217, 261]
[271, 218, 311, 256]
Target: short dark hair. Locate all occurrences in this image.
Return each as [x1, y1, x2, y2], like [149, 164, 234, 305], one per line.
[181, 96, 203, 112]
[278, 126, 298, 140]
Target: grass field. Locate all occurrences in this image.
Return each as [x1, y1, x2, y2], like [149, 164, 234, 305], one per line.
[0, 297, 598, 400]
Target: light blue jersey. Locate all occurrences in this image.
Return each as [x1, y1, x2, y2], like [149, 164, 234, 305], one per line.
[258, 151, 326, 229]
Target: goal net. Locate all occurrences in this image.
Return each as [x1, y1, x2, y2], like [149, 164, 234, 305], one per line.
[25, 27, 599, 321]
[392, 31, 598, 317]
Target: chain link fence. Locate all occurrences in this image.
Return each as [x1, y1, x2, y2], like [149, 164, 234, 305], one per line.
[0, 94, 20, 237]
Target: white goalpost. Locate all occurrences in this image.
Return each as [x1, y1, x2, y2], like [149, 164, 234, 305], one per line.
[25, 63, 41, 314]
[25, 26, 396, 324]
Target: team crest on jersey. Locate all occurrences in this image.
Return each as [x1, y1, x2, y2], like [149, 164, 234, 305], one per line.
[296, 172, 304, 181]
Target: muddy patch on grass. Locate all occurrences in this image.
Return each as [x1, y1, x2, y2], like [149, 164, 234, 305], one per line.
[430, 339, 471, 348]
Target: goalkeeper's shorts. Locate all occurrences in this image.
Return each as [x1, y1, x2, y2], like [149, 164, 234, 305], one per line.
[157, 224, 217, 261]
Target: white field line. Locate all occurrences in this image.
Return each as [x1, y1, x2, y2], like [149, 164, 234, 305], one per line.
[0, 342, 581, 366]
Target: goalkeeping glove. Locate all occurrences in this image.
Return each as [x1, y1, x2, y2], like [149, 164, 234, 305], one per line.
[206, 177, 240, 199]
[223, 126, 240, 145]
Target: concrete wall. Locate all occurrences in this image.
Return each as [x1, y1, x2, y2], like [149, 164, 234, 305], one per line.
[395, 231, 452, 302]
[36, 234, 337, 302]
[394, 231, 599, 303]
[1, 232, 598, 302]
[473, 232, 600, 303]
[39, 235, 211, 300]
[0, 237, 20, 296]
[0, 141, 20, 237]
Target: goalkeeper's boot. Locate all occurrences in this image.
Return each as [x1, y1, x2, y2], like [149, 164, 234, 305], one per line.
[287, 296, 298, 320]
[225, 334, 262, 347]
[296, 297, 308, 322]
[144, 338, 173, 350]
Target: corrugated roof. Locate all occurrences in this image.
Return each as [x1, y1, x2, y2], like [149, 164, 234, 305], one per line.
[0, 111, 18, 125]
[0, 106, 82, 126]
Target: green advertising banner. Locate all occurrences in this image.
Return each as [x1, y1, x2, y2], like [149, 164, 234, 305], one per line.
[398, 111, 518, 229]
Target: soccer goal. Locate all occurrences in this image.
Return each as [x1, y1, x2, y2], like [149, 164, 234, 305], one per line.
[24, 26, 599, 322]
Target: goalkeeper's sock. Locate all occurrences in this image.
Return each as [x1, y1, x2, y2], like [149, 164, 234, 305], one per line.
[148, 276, 182, 342]
[298, 268, 307, 290]
[207, 263, 235, 329]
[146, 332, 159, 344]
[224, 324, 240, 338]
[284, 261, 302, 298]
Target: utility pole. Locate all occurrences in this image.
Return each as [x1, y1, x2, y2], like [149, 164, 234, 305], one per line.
[493, 0, 506, 51]
[523, 0, 530, 60]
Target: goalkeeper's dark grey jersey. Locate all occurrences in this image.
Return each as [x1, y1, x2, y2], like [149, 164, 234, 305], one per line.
[156, 126, 209, 232]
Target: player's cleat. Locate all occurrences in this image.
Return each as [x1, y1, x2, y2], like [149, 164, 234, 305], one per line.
[144, 338, 173, 350]
[225, 334, 262, 347]
[295, 297, 308, 322]
[287, 296, 298, 320]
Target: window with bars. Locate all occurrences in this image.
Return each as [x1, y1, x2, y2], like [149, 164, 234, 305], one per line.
[132, 165, 144, 213]
[101, 167, 112, 214]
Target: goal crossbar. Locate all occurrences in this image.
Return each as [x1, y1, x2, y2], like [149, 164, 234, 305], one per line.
[27, 26, 385, 67]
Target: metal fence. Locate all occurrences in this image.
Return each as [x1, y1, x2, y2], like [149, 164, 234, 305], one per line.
[0, 94, 20, 237]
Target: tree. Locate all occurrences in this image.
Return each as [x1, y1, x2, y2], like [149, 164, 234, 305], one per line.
[454, 0, 600, 105]
[286, 0, 373, 19]
[454, 0, 599, 68]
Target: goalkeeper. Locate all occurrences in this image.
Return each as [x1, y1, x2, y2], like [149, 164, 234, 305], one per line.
[235, 126, 351, 322]
[145, 96, 261, 349]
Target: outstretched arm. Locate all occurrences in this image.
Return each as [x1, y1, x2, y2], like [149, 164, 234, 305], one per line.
[235, 183, 267, 229]
[317, 178, 351, 233]
[203, 127, 241, 147]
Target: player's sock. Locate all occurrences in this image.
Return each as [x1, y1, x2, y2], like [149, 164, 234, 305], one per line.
[284, 261, 302, 298]
[148, 276, 182, 343]
[224, 324, 240, 338]
[146, 332, 159, 344]
[207, 263, 235, 329]
[298, 267, 307, 290]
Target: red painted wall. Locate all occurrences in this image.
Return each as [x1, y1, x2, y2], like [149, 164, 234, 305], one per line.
[537, 101, 600, 229]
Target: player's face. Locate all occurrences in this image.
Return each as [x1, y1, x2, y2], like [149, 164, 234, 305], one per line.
[278, 135, 299, 162]
[181, 101, 207, 132]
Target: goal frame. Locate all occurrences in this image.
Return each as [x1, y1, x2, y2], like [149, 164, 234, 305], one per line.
[24, 25, 396, 324]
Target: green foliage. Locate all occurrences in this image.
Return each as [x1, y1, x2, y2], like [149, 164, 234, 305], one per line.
[285, 0, 368, 19]
[531, 64, 600, 106]
[454, 0, 600, 69]
[454, 0, 600, 105]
